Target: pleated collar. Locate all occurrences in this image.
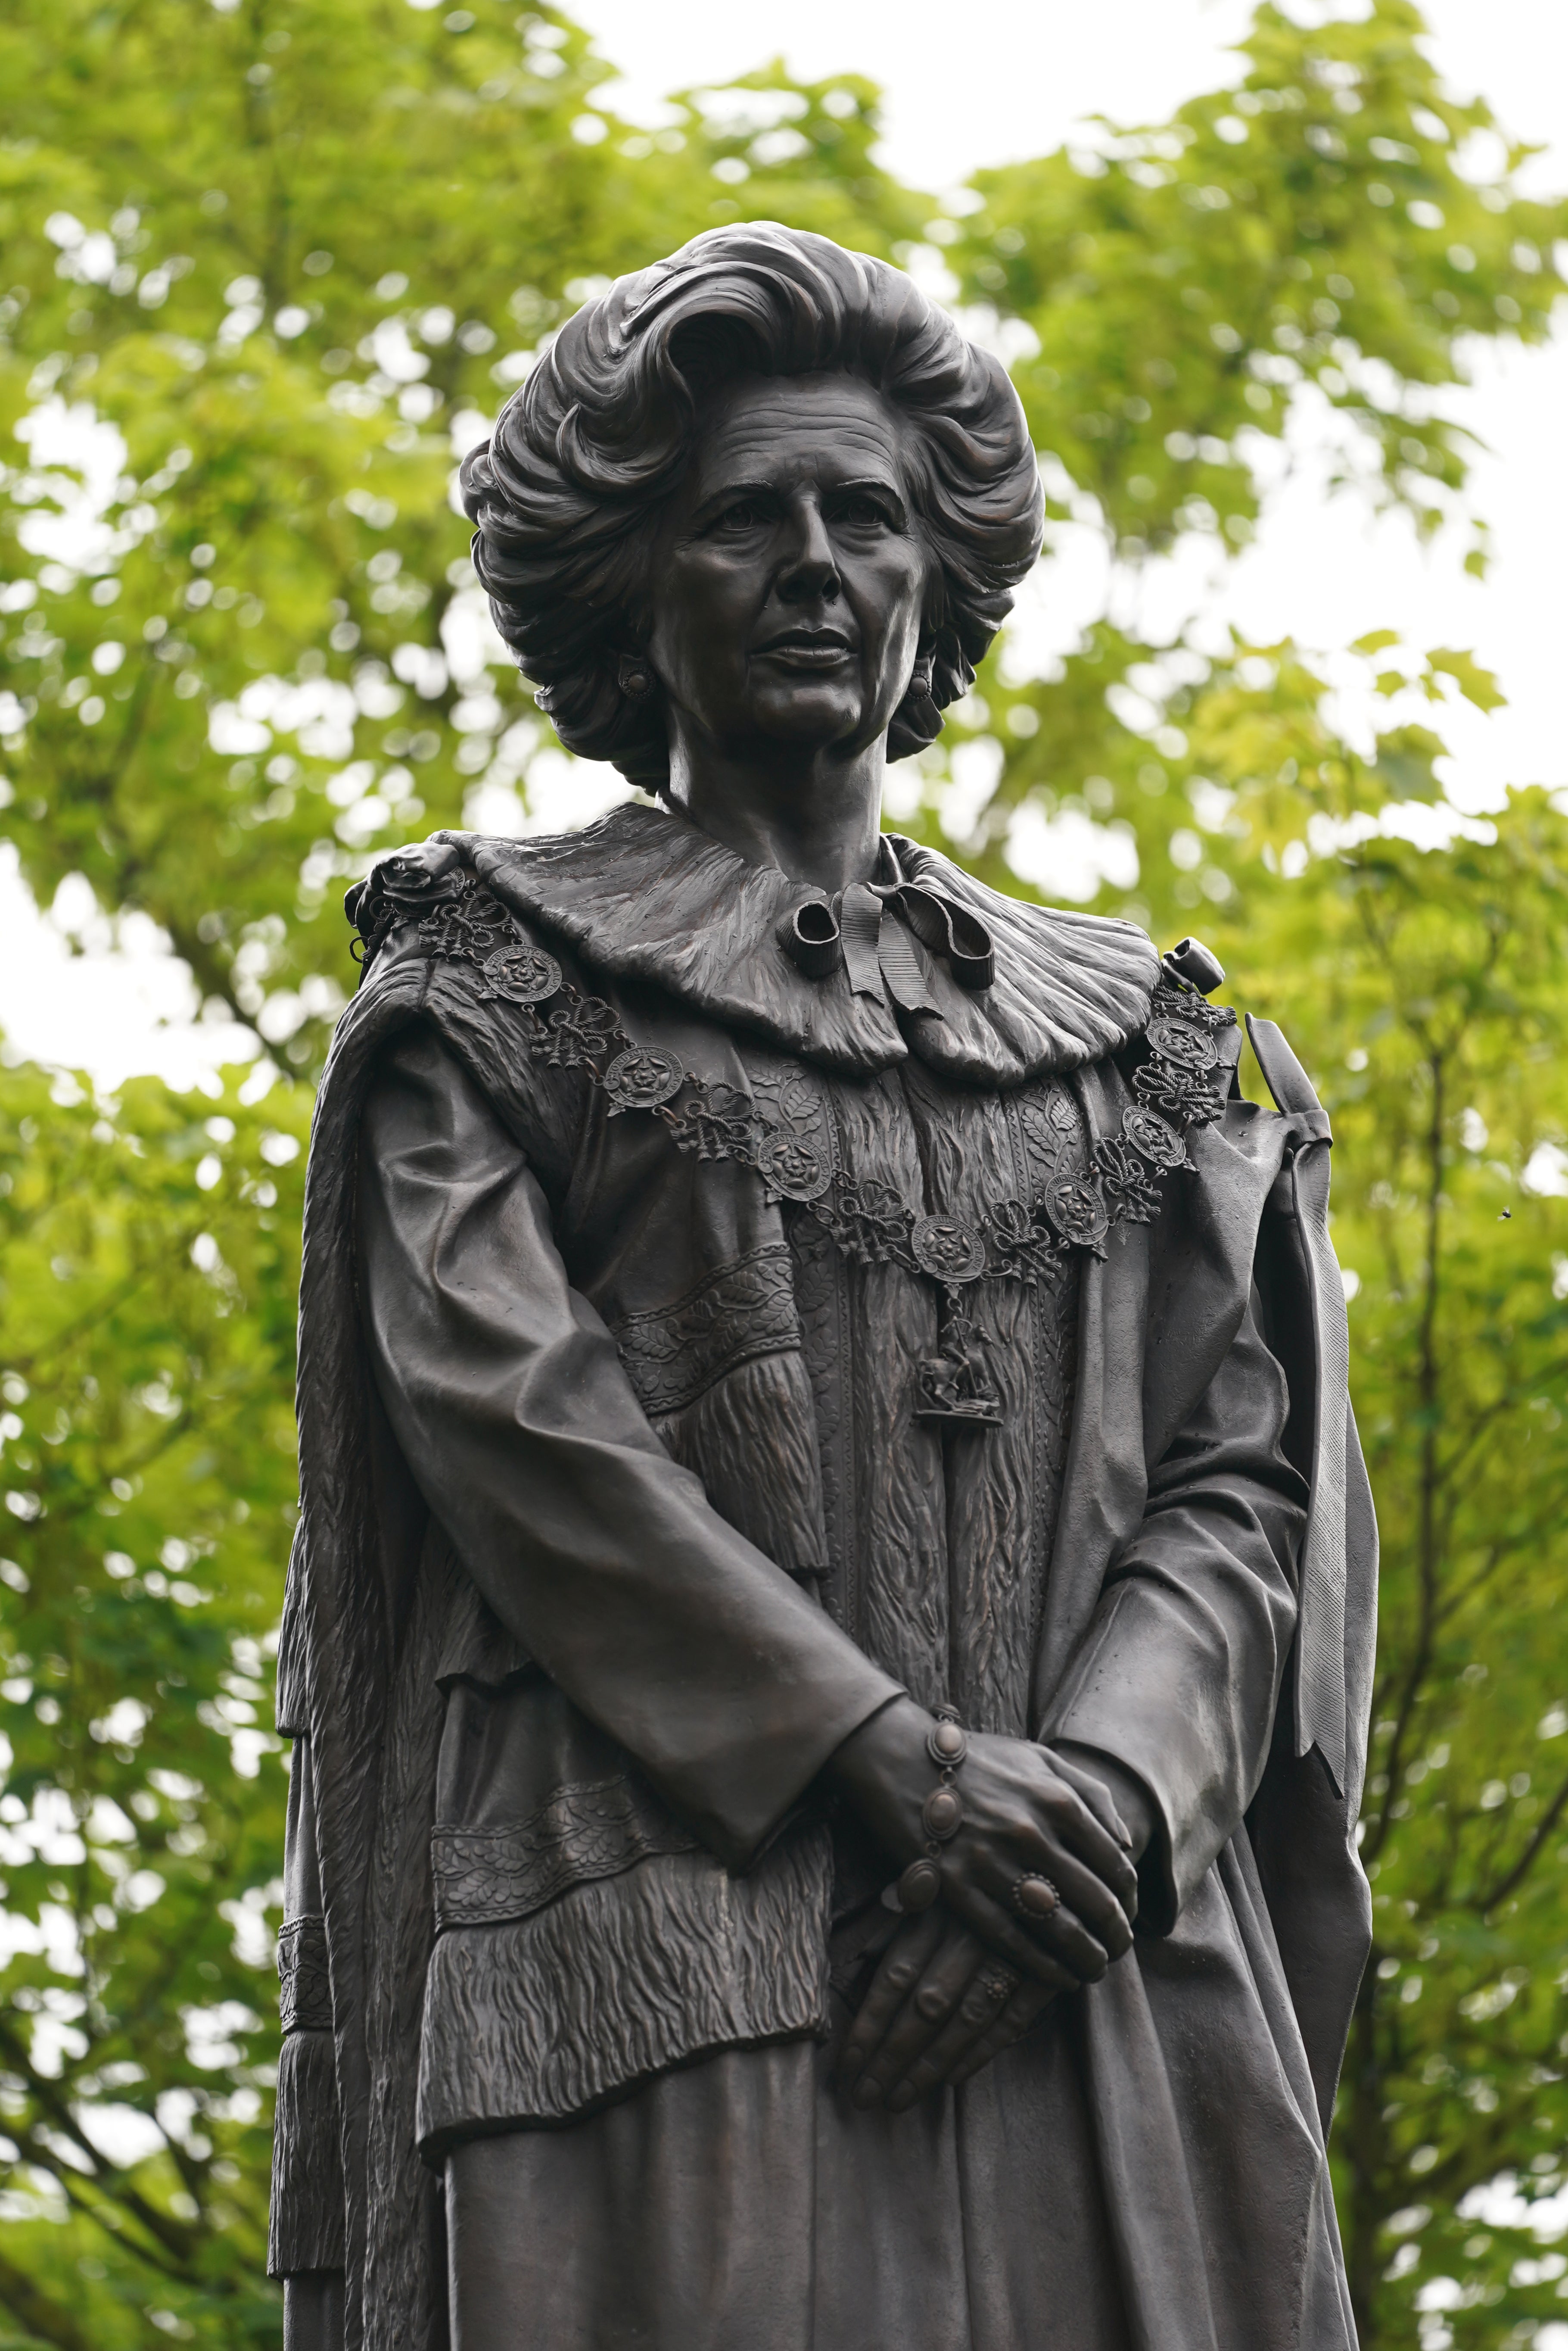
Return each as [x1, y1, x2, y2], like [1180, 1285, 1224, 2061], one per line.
[442, 802, 1159, 1088]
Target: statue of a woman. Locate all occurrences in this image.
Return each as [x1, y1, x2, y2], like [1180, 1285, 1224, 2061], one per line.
[271, 224, 1376, 2351]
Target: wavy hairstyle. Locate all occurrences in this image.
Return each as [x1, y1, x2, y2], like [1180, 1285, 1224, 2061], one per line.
[460, 223, 1044, 793]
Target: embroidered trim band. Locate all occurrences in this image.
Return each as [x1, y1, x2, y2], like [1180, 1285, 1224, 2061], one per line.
[608, 1247, 803, 1418]
[431, 1778, 699, 1931]
[278, 1914, 334, 2036]
[352, 866, 1234, 1300]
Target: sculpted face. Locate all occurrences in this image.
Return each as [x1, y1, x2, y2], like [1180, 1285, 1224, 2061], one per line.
[644, 372, 931, 770]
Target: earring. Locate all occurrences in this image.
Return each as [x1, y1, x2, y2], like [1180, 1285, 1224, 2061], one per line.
[617, 654, 654, 700]
[910, 653, 935, 698]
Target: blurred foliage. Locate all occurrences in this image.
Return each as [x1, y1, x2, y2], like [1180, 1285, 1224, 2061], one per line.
[902, 0, 1568, 930]
[0, 0, 921, 1064]
[1, 0, 1567, 2344]
[921, 626, 1508, 936]
[0, 1069, 307, 2348]
[1201, 797, 1568, 2345]
[948, 0, 1563, 563]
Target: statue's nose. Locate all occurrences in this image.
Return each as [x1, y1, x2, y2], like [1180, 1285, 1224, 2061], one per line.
[776, 503, 841, 604]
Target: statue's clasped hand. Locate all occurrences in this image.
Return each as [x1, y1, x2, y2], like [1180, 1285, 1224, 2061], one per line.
[828, 1698, 1142, 2110]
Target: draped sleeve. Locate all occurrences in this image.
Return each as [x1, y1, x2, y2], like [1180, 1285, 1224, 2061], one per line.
[1048, 1290, 1307, 1930]
[354, 1020, 902, 1868]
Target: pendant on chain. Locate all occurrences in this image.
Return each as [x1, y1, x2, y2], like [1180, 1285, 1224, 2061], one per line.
[914, 1289, 1005, 1430]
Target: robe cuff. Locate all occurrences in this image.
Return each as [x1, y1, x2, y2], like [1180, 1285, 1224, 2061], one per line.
[1046, 1580, 1272, 1931]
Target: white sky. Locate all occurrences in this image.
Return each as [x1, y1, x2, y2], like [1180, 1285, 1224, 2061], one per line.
[2, 0, 1565, 1085]
[583, 0, 1567, 198]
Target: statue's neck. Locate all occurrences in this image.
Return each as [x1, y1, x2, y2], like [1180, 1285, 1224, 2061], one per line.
[663, 740, 885, 896]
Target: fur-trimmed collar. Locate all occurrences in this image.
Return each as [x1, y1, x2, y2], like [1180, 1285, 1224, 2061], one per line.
[434, 803, 1158, 1088]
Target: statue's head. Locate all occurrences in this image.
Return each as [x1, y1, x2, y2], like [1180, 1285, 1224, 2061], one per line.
[461, 223, 1044, 795]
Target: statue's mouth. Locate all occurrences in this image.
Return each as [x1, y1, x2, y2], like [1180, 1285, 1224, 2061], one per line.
[754, 628, 856, 669]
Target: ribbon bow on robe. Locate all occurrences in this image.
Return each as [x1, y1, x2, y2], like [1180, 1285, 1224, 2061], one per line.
[775, 880, 996, 1014]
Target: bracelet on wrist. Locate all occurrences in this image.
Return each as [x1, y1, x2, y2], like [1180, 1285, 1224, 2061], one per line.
[894, 1705, 967, 1913]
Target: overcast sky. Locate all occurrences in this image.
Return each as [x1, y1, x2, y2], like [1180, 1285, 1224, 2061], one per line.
[582, 0, 1566, 198]
[3, 0, 1564, 1087]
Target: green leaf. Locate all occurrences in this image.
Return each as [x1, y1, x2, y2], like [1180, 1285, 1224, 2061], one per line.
[1428, 647, 1509, 714]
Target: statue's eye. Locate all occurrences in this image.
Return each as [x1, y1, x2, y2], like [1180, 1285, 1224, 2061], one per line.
[716, 499, 766, 532]
[838, 494, 887, 528]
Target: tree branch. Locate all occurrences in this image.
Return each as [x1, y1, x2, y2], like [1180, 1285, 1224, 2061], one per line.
[0, 2244, 100, 2351]
[0, 2022, 199, 2269]
[1478, 1764, 1568, 1916]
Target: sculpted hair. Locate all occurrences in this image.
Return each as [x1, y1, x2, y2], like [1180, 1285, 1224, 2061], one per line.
[460, 223, 1045, 792]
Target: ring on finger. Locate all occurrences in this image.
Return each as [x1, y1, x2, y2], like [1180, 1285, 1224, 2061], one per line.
[979, 1966, 1019, 2002]
[914, 1975, 964, 2025]
[1011, 1874, 1061, 1924]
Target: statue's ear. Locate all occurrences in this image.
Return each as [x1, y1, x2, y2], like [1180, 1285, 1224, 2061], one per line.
[887, 649, 944, 762]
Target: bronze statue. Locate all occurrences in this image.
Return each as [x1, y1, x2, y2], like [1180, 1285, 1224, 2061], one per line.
[271, 224, 1376, 2350]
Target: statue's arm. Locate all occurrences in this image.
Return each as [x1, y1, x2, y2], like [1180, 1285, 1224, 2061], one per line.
[1045, 1286, 1307, 1933]
[354, 1021, 902, 1867]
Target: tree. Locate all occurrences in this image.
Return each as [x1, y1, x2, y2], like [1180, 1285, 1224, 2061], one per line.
[901, 0, 1564, 929]
[2, 2, 1567, 2344]
[1190, 798, 1568, 2347]
[0, 0, 922, 1072]
[0, 1067, 307, 2348]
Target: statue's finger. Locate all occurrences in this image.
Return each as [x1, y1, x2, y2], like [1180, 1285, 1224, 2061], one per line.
[1042, 1787, 1142, 1917]
[1008, 1844, 1132, 1963]
[944, 1985, 1056, 2089]
[943, 1884, 1079, 1992]
[848, 1926, 987, 2108]
[880, 1963, 1023, 2110]
[1047, 1749, 1132, 1848]
[834, 1909, 946, 2092]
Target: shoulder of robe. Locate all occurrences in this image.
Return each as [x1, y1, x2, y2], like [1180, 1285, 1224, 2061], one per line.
[341, 831, 564, 1001]
[343, 833, 473, 963]
[1126, 937, 1328, 1201]
[345, 812, 1164, 1086]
